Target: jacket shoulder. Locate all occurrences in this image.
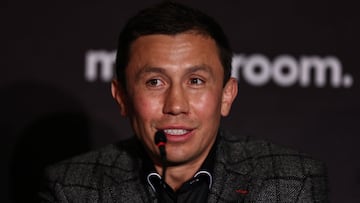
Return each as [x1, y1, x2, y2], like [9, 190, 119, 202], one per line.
[220, 132, 326, 178]
[39, 137, 152, 202]
[43, 137, 141, 186]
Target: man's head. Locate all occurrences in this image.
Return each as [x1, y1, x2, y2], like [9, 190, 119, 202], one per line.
[112, 1, 237, 171]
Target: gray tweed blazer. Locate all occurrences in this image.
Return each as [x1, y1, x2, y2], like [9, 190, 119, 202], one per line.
[39, 131, 328, 202]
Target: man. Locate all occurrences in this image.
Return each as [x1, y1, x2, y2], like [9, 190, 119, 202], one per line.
[39, 1, 328, 202]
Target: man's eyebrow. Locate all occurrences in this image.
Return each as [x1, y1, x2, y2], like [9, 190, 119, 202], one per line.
[135, 64, 214, 78]
[185, 65, 215, 77]
[135, 66, 166, 79]
[185, 65, 212, 74]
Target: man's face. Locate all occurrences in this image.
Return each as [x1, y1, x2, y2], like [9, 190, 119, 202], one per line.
[112, 33, 237, 167]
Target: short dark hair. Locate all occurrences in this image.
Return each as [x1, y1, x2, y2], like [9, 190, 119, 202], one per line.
[115, 1, 232, 88]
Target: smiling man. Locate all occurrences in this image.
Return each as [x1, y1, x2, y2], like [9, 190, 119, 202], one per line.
[39, 1, 328, 202]
[112, 32, 237, 193]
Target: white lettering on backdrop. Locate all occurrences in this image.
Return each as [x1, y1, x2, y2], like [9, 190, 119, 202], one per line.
[85, 50, 353, 88]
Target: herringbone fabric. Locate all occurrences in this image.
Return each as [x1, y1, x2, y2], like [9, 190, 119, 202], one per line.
[39, 131, 328, 202]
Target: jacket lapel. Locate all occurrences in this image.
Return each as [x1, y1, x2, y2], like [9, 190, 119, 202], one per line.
[208, 132, 261, 203]
[98, 139, 155, 202]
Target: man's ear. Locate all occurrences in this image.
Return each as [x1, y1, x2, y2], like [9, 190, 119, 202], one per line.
[111, 80, 128, 117]
[221, 77, 238, 116]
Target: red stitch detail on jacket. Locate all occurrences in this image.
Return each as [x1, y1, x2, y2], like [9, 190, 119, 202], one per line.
[235, 189, 249, 195]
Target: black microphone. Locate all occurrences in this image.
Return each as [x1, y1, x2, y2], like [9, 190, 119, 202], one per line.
[154, 130, 167, 183]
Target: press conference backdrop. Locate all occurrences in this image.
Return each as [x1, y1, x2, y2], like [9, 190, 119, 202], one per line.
[3, 1, 359, 202]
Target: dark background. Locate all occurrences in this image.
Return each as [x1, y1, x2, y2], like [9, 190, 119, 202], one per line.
[3, 0, 359, 202]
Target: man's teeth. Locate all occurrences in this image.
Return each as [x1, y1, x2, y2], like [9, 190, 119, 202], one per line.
[164, 129, 189, 135]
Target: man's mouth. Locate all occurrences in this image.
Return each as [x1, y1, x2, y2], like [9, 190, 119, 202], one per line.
[163, 129, 190, 136]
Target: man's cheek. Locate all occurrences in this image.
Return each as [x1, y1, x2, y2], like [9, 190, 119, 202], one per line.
[192, 93, 218, 110]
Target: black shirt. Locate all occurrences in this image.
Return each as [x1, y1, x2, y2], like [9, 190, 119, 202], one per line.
[142, 140, 217, 203]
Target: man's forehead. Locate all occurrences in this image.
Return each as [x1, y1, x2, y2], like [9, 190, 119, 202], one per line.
[128, 33, 218, 63]
[128, 34, 220, 67]
[124, 32, 224, 81]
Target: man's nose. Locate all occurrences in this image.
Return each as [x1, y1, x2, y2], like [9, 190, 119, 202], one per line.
[163, 84, 189, 115]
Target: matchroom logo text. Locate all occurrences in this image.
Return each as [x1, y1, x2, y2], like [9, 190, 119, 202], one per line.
[85, 50, 354, 88]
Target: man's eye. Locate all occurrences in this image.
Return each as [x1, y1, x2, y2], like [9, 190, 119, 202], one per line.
[146, 79, 163, 87]
[189, 78, 204, 85]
